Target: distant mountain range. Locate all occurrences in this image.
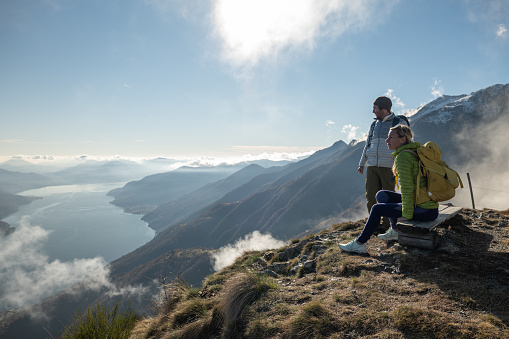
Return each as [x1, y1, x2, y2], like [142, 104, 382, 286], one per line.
[1, 83, 508, 339]
[107, 164, 256, 215]
[0, 168, 55, 194]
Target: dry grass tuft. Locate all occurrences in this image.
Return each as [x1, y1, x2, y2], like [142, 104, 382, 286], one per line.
[284, 301, 338, 338]
[393, 305, 443, 336]
[170, 298, 207, 329]
[218, 272, 277, 327]
[332, 221, 363, 232]
[152, 275, 189, 316]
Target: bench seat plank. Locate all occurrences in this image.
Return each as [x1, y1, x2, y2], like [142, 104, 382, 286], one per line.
[396, 205, 462, 234]
[396, 205, 463, 250]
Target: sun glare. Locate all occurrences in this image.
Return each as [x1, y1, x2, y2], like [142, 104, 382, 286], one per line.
[214, 0, 317, 66]
[212, 0, 387, 68]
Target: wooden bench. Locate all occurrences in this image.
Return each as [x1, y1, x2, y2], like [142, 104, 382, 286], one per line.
[396, 204, 463, 250]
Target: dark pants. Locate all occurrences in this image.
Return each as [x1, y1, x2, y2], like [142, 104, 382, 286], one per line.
[357, 190, 439, 244]
[365, 167, 396, 230]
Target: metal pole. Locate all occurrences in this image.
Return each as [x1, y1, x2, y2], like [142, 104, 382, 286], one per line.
[467, 173, 475, 209]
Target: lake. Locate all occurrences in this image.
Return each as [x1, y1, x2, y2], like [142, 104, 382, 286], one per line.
[2, 183, 155, 263]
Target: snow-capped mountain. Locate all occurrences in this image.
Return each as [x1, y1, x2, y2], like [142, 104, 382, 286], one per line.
[408, 83, 509, 125]
[406, 94, 466, 122]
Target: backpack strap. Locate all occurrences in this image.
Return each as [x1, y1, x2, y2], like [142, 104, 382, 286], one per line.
[392, 115, 410, 127]
[399, 115, 410, 127]
[366, 120, 376, 148]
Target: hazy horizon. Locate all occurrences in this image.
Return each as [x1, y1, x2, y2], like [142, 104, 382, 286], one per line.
[0, 150, 317, 175]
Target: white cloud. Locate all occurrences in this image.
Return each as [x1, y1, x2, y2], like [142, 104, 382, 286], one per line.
[227, 147, 317, 157]
[384, 89, 405, 111]
[431, 79, 444, 98]
[465, 1, 509, 24]
[210, 231, 287, 271]
[0, 217, 148, 313]
[326, 120, 337, 140]
[341, 124, 361, 141]
[212, 0, 398, 70]
[496, 24, 507, 37]
[0, 139, 28, 144]
[0, 152, 317, 174]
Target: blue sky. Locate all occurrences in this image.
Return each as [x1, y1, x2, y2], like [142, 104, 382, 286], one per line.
[1, 0, 508, 162]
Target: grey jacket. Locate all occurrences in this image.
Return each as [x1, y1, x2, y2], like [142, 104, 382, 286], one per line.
[358, 113, 408, 169]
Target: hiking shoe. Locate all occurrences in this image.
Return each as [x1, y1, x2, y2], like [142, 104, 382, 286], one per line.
[338, 240, 367, 254]
[377, 228, 399, 241]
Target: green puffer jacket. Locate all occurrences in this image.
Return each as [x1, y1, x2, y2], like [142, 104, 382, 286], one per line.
[393, 142, 439, 219]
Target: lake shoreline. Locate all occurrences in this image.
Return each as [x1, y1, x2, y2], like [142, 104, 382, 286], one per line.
[1, 183, 155, 263]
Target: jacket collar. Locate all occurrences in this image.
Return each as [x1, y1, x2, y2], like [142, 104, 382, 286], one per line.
[393, 142, 421, 157]
[373, 112, 395, 122]
[382, 112, 395, 122]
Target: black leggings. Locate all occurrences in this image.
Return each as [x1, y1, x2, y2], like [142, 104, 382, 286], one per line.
[357, 190, 438, 244]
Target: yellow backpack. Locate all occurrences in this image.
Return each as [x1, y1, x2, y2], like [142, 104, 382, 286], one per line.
[405, 141, 464, 204]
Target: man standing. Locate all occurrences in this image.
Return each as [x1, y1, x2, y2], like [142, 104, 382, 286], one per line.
[358, 96, 408, 231]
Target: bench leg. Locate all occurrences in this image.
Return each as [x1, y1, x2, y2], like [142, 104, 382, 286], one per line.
[398, 231, 439, 250]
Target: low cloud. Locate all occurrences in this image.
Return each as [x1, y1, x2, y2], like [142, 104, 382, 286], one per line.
[0, 139, 27, 144]
[211, 231, 287, 271]
[0, 217, 148, 314]
[452, 111, 509, 211]
[1, 151, 316, 174]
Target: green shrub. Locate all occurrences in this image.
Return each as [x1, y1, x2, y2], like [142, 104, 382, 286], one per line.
[57, 302, 140, 339]
[186, 287, 201, 299]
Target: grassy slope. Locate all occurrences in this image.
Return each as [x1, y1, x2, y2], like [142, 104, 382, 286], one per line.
[129, 208, 509, 338]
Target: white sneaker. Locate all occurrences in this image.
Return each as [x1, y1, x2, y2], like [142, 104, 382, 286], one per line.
[338, 240, 367, 254]
[377, 228, 399, 241]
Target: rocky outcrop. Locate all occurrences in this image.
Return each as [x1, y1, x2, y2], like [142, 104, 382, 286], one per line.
[0, 221, 14, 237]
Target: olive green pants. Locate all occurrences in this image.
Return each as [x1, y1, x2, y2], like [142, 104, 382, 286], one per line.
[365, 166, 396, 230]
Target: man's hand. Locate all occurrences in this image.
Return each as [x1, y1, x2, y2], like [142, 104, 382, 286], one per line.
[357, 166, 364, 174]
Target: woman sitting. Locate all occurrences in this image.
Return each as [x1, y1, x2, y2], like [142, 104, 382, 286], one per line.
[339, 125, 439, 254]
